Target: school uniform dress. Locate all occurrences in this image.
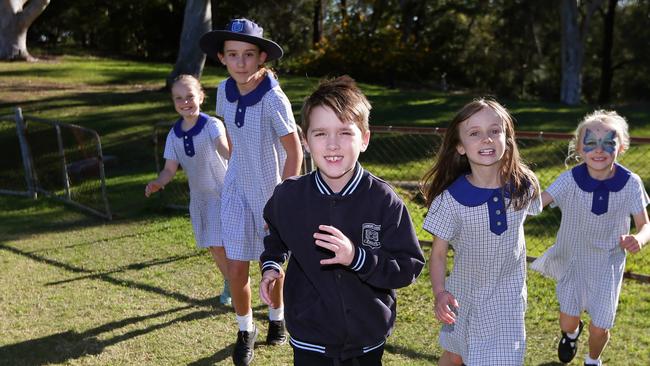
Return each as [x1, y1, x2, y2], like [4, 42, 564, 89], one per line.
[531, 163, 649, 329]
[423, 175, 541, 366]
[260, 164, 425, 361]
[216, 74, 297, 261]
[163, 113, 228, 248]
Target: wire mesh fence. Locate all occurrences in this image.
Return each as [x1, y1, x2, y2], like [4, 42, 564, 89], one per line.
[152, 123, 650, 280]
[0, 108, 113, 220]
[363, 126, 650, 281]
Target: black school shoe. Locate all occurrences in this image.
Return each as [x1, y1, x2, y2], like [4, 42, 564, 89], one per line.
[558, 320, 584, 363]
[233, 325, 258, 366]
[266, 319, 287, 345]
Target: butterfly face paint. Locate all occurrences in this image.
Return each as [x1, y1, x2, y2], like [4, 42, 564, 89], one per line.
[582, 128, 617, 154]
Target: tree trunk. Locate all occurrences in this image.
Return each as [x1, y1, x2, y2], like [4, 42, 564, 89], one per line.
[340, 0, 348, 24]
[312, 0, 323, 46]
[598, 0, 618, 105]
[560, 0, 604, 105]
[399, 0, 416, 44]
[0, 0, 50, 61]
[167, 0, 212, 89]
[368, 0, 387, 34]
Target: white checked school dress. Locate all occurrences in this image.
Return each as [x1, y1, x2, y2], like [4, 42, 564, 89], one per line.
[163, 113, 228, 248]
[216, 74, 296, 261]
[423, 175, 541, 366]
[531, 163, 649, 329]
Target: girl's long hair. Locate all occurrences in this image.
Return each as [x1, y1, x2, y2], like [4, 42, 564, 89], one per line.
[420, 98, 539, 210]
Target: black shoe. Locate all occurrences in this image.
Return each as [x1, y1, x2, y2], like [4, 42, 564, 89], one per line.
[232, 325, 258, 366]
[266, 319, 287, 345]
[558, 320, 584, 363]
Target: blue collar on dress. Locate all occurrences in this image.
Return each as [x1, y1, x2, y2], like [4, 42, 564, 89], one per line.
[313, 162, 364, 196]
[448, 175, 510, 235]
[225, 74, 278, 128]
[172, 112, 208, 157]
[571, 162, 630, 215]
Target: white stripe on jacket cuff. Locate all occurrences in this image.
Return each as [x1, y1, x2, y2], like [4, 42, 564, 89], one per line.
[350, 247, 366, 272]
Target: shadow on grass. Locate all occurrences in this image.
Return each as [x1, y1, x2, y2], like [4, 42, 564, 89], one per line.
[0, 306, 227, 366]
[0, 190, 178, 241]
[385, 343, 439, 363]
[0, 241, 271, 364]
[45, 252, 201, 286]
[0, 243, 208, 307]
[186, 346, 233, 366]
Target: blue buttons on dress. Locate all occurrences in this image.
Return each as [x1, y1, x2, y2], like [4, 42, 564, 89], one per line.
[446, 175, 513, 236]
[235, 104, 246, 127]
[571, 163, 631, 215]
[225, 74, 279, 129]
[591, 186, 609, 215]
[172, 113, 208, 157]
[487, 192, 507, 235]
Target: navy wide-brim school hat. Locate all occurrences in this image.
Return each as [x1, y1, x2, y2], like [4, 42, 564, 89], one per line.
[199, 18, 284, 62]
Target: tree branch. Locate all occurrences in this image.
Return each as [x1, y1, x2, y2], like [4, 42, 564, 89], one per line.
[17, 0, 50, 28]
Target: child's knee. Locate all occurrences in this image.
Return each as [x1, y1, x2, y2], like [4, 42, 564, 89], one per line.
[589, 323, 609, 339]
[208, 246, 226, 256]
[227, 262, 250, 283]
[441, 351, 463, 366]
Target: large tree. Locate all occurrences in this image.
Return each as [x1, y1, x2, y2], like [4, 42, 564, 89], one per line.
[167, 0, 211, 88]
[560, 0, 604, 105]
[313, 0, 324, 46]
[597, 0, 618, 105]
[0, 0, 50, 61]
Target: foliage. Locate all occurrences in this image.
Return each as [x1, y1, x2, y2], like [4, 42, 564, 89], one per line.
[23, 0, 650, 103]
[586, 0, 650, 103]
[289, 1, 568, 100]
[29, 0, 185, 60]
[289, 21, 432, 86]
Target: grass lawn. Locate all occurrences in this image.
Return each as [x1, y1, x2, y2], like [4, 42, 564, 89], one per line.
[1, 55, 650, 365]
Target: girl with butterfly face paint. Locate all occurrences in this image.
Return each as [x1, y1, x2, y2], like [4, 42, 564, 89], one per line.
[581, 127, 620, 179]
[531, 110, 650, 366]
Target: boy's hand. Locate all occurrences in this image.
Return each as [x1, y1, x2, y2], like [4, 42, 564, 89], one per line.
[314, 225, 355, 266]
[434, 290, 459, 325]
[620, 234, 643, 253]
[260, 269, 283, 307]
[144, 181, 162, 197]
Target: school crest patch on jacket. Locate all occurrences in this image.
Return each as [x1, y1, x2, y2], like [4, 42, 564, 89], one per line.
[362, 223, 381, 249]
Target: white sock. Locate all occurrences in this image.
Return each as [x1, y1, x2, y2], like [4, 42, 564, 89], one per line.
[566, 327, 580, 339]
[236, 312, 254, 332]
[585, 355, 601, 366]
[269, 306, 284, 321]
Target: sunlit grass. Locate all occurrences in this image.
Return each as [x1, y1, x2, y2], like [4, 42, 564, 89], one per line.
[0, 54, 649, 365]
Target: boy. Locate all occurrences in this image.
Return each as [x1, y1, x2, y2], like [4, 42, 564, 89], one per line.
[259, 76, 425, 365]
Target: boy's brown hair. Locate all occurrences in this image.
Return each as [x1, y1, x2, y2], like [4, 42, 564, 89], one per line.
[301, 75, 371, 134]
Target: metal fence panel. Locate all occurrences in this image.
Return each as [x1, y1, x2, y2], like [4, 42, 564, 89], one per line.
[0, 114, 33, 197]
[0, 108, 112, 220]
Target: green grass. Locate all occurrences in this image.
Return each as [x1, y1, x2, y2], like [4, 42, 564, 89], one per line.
[1, 55, 650, 365]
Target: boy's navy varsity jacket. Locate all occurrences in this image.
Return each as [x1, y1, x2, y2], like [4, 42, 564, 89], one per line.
[260, 164, 425, 360]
